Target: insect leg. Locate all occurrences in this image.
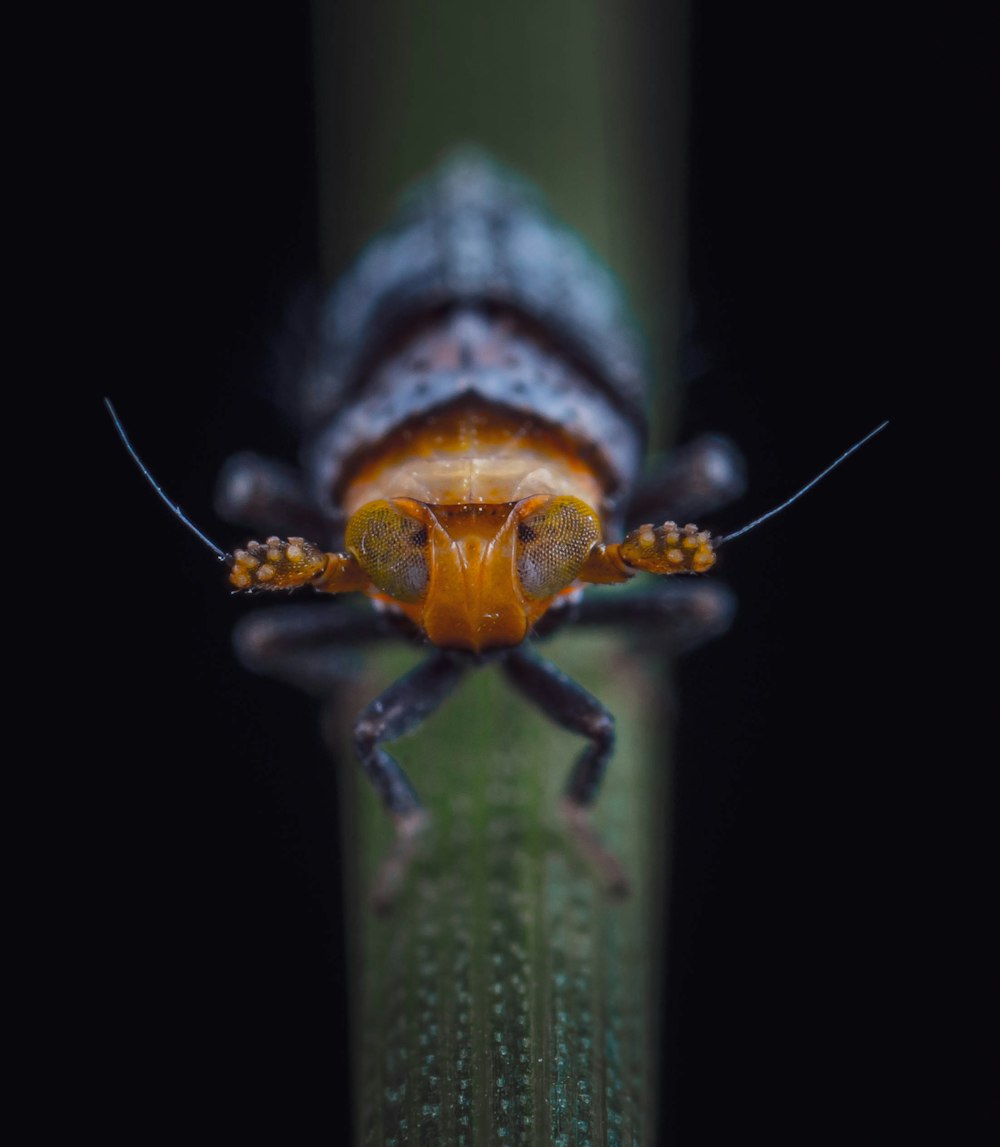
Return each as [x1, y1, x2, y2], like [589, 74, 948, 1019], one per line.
[232, 602, 392, 696]
[627, 433, 746, 525]
[501, 648, 629, 895]
[215, 451, 335, 540]
[353, 652, 468, 910]
[571, 580, 736, 654]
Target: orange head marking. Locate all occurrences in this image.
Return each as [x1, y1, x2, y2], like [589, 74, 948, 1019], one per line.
[345, 495, 601, 652]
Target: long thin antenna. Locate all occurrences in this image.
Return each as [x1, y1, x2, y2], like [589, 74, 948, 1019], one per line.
[718, 420, 888, 545]
[105, 398, 228, 562]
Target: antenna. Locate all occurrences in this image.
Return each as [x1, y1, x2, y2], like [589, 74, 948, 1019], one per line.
[105, 398, 229, 562]
[717, 421, 888, 546]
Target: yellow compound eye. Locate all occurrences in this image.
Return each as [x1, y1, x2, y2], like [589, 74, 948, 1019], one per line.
[345, 500, 430, 603]
[515, 496, 601, 600]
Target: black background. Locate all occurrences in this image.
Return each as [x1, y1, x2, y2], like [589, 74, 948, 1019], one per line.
[88, 4, 901, 1142]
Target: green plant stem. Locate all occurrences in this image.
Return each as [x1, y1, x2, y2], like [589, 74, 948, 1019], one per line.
[334, 633, 670, 1145]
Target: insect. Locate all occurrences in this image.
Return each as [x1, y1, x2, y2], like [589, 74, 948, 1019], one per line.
[108, 151, 885, 907]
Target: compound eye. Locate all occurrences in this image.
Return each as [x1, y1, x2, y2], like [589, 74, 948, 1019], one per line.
[345, 500, 430, 602]
[515, 496, 601, 600]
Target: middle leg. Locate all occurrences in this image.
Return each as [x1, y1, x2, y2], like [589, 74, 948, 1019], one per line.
[534, 579, 736, 651]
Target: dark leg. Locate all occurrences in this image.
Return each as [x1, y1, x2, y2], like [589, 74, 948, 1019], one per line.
[572, 580, 737, 651]
[233, 603, 460, 908]
[353, 652, 465, 814]
[353, 652, 467, 909]
[214, 450, 336, 540]
[502, 648, 628, 895]
[503, 648, 615, 806]
[533, 579, 736, 653]
[232, 602, 390, 696]
[242, 611, 463, 816]
[627, 432, 746, 526]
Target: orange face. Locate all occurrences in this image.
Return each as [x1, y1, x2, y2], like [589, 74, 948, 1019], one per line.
[344, 494, 602, 652]
[333, 401, 612, 652]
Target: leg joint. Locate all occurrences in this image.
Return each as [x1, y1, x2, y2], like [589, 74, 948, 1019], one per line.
[582, 708, 614, 745]
[353, 716, 380, 754]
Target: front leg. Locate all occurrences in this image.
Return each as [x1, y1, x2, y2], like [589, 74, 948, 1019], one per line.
[501, 648, 628, 897]
[352, 652, 468, 910]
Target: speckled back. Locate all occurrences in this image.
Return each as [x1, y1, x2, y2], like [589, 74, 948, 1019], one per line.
[299, 151, 651, 521]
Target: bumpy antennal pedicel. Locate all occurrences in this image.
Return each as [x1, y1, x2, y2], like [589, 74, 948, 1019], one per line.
[717, 420, 888, 546]
[104, 397, 228, 561]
